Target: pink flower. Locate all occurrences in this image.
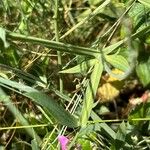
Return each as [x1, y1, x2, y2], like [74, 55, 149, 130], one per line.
[141, 91, 149, 102]
[58, 135, 69, 150]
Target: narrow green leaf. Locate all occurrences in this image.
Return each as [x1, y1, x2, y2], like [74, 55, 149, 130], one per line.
[0, 77, 78, 128]
[105, 54, 130, 72]
[81, 57, 103, 127]
[0, 64, 45, 84]
[103, 40, 124, 54]
[59, 59, 96, 74]
[0, 77, 36, 92]
[25, 92, 78, 128]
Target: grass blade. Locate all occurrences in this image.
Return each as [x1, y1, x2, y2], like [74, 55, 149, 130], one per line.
[0, 77, 78, 128]
[25, 92, 78, 128]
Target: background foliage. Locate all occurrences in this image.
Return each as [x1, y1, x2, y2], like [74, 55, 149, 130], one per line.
[0, 0, 150, 149]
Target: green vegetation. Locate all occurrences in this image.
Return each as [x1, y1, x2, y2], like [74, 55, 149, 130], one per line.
[0, 0, 150, 149]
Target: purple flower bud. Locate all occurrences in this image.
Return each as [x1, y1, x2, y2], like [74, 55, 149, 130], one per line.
[58, 135, 69, 150]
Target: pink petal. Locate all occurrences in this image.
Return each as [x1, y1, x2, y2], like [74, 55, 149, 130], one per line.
[58, 135, 69, 150]
[141, 91, 149, 102]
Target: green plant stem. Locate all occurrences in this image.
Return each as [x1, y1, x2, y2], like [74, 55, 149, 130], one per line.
[6, 24, 150, 58]
[54, 0, 63, 93]
[88, 118, 150, 124]
[0, 124, 49, 131]
[6, 31, 99, 57]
